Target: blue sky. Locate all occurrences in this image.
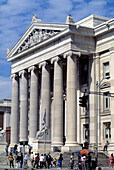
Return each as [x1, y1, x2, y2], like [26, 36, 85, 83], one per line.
[0, 0, 114, 99]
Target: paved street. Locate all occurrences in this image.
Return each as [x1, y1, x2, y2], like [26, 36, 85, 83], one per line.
[0, 164, 114, 170]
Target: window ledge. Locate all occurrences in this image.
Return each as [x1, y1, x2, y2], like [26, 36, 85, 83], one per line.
[101, 109, 111, 116]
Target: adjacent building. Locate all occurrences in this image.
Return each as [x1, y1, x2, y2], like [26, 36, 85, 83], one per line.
[6, 14, 114, 152]
[0, 98, 11, 144]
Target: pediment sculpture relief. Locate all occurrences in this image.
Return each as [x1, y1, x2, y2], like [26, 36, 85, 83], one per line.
[17, 29, 60, 54]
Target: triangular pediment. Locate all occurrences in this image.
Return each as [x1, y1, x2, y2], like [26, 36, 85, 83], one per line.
[16, 28, 60, 54]
[6, 22, 68, 60]
[100, 82, 111, 89]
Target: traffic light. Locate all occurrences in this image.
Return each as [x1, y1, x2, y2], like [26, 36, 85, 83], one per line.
[79, 94, 88, 108]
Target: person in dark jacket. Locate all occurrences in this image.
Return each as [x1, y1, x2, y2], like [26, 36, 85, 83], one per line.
[58, 153, 63, 169]
[20, 153, 23, 168]
[46, 153, 52, 168]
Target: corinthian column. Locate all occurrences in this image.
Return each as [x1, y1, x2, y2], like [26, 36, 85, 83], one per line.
[19, 70, 28, 142]
[51, 57, 63, 147]
[10, 74, 19, 145]
[65, 51, 78, 146]
[39, 62, 50, 130]
[29, 66, 39, 143]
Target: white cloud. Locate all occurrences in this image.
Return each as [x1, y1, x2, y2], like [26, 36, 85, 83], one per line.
[0, 76, 12, 99]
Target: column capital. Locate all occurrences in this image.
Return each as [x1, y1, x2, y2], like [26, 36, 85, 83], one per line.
[19, 70, 27, 78]
[93, 52, 100, 59]
[63, 51, 81, 58]
[10, 73, 18, 79]
[39, 61, 47, 68]
[51, 56, 60, 64]
[28, 66, 37, 73]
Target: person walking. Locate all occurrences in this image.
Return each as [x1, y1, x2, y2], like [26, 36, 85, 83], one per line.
[104, 140, 109, 151]
[109, 153, 114, 168]
[30, 152, 34, 168]
[15, 152, 20, 168]
[81, 155, 86, 170]
[46, 153, 52, 169]
[58, 153, 63, 169]
[20, 152, 23, 168]
[34, 153, 39, 168]
[5, 144, 9, 165]
[23, 152, 28, 168]
[28, 144, 32, 154]
[40, 154, 44, 168]
[8, 152, 14, 168]
[70, 153, 74, 169]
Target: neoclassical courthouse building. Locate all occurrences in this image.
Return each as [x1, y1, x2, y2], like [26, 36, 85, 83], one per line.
[6, 14, 114, 152]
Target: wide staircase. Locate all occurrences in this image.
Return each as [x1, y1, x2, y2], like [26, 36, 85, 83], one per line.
[62, 151, 109, 168]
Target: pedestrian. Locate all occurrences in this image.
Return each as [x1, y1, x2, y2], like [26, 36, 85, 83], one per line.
[28, 144, 32, 154]
[40, 154, 44, 168]
[30, 152, 34, 168]
[5, 144, 9, 165]
[20, 152, 23, 168]
[44, 153, 47, 168]
[86, 153, 91, 170]
[15, 152, 20, 168]
[14, 144, 18, 154]
[58, 153, 63, 169]
[8, 152, 14, 168]
[34, 153, 39, 168]
[104, 140, 109, 151]
[24, 152, 28, 168]
[81, 155, 86, 170]
[109, 153, 114, 168]
[46, 153, 52, 168]
[70, 153, 74, 169]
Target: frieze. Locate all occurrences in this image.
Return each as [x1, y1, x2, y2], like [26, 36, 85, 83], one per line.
[17, 29, 60, 54]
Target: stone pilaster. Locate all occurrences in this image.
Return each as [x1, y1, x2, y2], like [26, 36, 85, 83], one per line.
[39, 62, 50, 130]
[89, 54, 97, 144]
[10, 74, 19, 144]
[28, 66, 39, 144]
[64, 51, 78, 146]
[19, 70, 28, 142]
[110, 48, 114, 143]
[51, 57, 63, 147]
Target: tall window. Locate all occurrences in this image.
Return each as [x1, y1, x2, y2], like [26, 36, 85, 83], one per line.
[81, 59, 88, 85]
[103, 92, 110, 109]
[103, 122, 111, 139]
[104, 62, 109, 77]
[83, 124, 89, 140]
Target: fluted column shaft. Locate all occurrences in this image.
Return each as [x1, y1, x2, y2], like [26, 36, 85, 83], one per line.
[40, 62, 50, 129]
[51, 57, 63, 146]
[19, 71, 28, 142]
[29, 66, 39, 142]
[11, 74, 19, 144]
[66, 54, 77, 146]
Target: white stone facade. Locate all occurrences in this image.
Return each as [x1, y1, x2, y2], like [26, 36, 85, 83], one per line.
[6, 14, 114, 152]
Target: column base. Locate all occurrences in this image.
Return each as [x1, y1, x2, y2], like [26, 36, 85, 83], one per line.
[32, 139, 51, 152]
[61, 144, 81, 152]
[51, 142, 63, 152]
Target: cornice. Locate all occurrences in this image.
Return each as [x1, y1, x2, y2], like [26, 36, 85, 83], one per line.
[94, 18, 114, 37]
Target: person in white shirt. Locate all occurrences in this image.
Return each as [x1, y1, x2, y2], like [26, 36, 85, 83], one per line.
[40, 154, 44, 168]
[81, 155, 86, 170]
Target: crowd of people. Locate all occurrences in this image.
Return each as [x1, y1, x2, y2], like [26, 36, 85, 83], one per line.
[30, 152, 63, 169]
[69, 153, 91, 170]
[5, 143, 63, 169]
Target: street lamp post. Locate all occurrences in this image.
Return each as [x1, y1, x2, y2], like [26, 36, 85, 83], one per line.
[95, 75, 110, 166]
